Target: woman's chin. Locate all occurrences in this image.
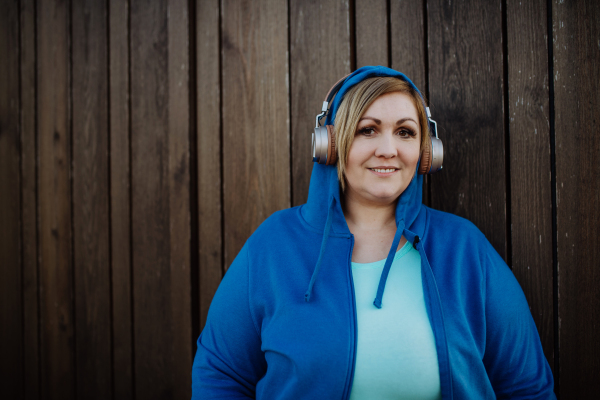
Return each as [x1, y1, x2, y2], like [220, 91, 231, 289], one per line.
[370, 184, 411, 202]
[345, 181, 410, 207]
[358, 189, 403, 206]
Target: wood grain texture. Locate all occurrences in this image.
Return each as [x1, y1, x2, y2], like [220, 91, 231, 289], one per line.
[37, 0, 75, 397]
[109, 0, 133, 398]
[427, 0, 507, 259]
[196, 0, 222, 329]
[289, 0, 351, 206]
[20, 0, 40, 398]
[222, 0, 290, 268]
[356, 0, 388, 68]
[131, 0, 171, 396]
[131, 0, 192, 397]
[167, 0, 192, 397]
[390, 0, 425, 90]
[0, 0, 23, 396]
[553, 0, 600, 396]
[71, 0, 112, 397]
[506, 0, 554, 371]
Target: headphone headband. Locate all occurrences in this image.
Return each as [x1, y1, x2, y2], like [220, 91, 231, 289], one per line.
[315, 73, 350, 129]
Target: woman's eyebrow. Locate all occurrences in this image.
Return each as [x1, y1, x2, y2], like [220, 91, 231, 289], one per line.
[358, 116, 418, 125]
[396, 117, 417, 125]
[358, 116, 381, 124]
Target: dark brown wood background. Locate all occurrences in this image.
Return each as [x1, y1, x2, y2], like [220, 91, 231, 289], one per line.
[1, 0, 598, 398]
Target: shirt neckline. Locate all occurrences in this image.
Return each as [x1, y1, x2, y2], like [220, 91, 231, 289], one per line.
[351, 241, 412, 270]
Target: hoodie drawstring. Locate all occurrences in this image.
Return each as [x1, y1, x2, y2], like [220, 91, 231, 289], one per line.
[373, 220, 405, 308]
[305, 198, 336, 302]
[304, 201, 415, 307]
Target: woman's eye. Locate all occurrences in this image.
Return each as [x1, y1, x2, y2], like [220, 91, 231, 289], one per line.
[397, 128, 415, 137]
[358, 127, 375, 136]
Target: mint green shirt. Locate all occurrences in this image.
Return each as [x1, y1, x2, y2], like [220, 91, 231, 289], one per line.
[349, 242, 442, 400]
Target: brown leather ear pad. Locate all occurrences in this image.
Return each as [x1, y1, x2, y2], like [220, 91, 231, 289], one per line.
[418, 137, 432, 175]
[326, 125, 337, 165]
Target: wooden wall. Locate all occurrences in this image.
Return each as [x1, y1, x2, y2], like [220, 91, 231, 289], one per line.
[1, 0, 598, 398]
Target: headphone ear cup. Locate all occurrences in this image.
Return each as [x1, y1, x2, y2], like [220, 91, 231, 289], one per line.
[325, 125, 337, 166]
[418, 135, 444, 174]
[418, 136, 432, 175]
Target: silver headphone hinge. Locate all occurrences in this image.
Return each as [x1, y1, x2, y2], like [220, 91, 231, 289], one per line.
[429, 118, 438, 139]
[315, 113, 324, 129]
[315, 101, 330, 128]
[426, 107, 439, 139]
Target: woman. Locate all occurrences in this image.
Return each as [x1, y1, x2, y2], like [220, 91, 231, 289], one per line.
[192, 66, 555, 399]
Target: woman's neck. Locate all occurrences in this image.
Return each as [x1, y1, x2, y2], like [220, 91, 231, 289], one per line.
[342, 193, 397, 231]
[342, 193, 405, 263]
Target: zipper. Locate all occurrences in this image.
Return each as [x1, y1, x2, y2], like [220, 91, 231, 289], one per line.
[342, 235, 357, 400]
[417, 241, 453, 399]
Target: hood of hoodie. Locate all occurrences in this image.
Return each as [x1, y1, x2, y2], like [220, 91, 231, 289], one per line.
[300, 66, 427, 307]
[301, 65, 425, 236]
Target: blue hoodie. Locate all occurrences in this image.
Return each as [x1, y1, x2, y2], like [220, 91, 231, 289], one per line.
[192, 66, 556, 399]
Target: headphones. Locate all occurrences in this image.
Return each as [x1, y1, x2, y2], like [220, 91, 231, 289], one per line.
[311, 73, 443, 175]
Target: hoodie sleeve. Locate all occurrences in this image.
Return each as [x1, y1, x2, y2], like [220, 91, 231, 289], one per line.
[192, 243, 266, 399]
[482, 245, 556, 399]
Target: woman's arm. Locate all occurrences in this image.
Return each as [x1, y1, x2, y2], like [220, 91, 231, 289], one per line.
[192, 244, 266, 399]
[482, 246, 556, 399]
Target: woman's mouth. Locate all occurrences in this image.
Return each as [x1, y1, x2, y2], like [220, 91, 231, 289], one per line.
[369, 167, 397, 173]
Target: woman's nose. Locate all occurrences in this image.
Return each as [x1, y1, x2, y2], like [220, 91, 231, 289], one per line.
[374, 133, 396, 158]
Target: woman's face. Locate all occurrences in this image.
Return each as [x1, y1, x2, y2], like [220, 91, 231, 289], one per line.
[344, 91, 421, 207]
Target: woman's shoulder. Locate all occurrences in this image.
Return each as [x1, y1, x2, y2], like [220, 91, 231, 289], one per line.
[421, 206, 500, 269]
[423, 206, 486, 240]
[248, 206, 303, 237]
[244, 205, 320, 252]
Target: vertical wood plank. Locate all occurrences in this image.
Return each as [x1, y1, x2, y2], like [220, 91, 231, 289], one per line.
[356, 0, 388, 68]
[71, 0, 112, 397]
[108, 0, 133, 398]
[131, 0, 169, 396]
[37, 0, 75, 397]
[390, 0, 425, 90]
[0, 0, 23, 396]
[196, 0, 222, 329]
[131, 0, 192, 397]
[20, 0, 40, 398]
[427, 0, 507, 258]
[109, 0, 133, 398]
[167, 0, 192, 397]
[290, 0, 350, 206]
[553, 0, 600, 395]
[222, 0, 290, 268]
[506, 0, 554, 371]
[130, 0, 168, 396]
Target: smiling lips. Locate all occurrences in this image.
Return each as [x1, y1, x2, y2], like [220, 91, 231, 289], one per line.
[369, 167, 398, 174]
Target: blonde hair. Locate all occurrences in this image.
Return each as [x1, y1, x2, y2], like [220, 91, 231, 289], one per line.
[334, 77, 429, 190]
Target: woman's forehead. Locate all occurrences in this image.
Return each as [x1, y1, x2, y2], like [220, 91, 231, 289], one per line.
[361, 92, 419, 121]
